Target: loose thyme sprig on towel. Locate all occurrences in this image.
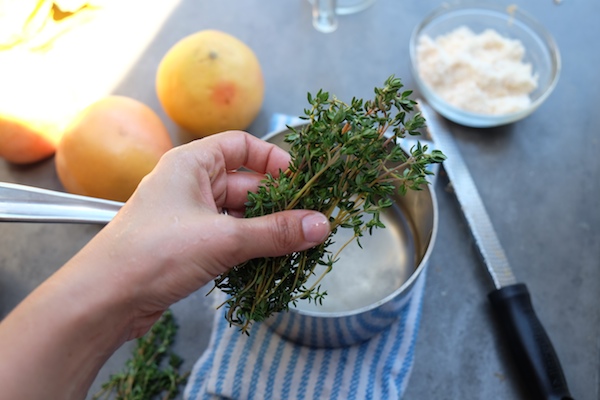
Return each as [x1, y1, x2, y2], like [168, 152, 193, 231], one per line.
[92, 310, 189, 400]
[212, 76, 446, 333]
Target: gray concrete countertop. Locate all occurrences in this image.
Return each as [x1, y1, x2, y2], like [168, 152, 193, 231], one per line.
[1, 1, 598, 399]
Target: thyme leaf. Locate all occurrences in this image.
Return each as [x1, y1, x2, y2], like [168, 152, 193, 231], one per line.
[92, 310, 189, 400]
[213, 76, 445, 333]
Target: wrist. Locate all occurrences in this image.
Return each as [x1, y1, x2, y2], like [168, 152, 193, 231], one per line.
[0, 244, 133, 400]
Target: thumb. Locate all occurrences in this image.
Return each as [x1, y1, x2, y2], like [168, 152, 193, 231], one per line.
[228, 210, 330, 263]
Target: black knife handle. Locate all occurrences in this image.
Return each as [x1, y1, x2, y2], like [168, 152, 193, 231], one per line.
[488, 283, 574, 400]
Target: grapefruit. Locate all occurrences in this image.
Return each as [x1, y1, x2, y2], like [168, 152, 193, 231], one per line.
[156, 30, 264, 138]
[55, 96, 173, 202]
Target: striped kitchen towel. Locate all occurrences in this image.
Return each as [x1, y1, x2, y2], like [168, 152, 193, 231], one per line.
[183, 114, 429, 400]
[267, 113, 305, 133]
[184, 269, 426, 400]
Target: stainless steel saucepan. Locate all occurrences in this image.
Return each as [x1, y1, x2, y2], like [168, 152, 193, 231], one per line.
[261, 126, 438, 348]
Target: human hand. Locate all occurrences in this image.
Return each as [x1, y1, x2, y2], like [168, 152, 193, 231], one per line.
[70, 130, 330, 338]
[0, 131, 331, 400]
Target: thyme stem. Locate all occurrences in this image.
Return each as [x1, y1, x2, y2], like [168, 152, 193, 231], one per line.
[213, 76, 446, 333]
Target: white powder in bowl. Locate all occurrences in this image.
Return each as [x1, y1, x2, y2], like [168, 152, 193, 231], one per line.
[416, 26, 538, 115]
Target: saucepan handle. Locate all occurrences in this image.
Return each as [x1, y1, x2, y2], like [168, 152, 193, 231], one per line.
[0, 182, 123, 224]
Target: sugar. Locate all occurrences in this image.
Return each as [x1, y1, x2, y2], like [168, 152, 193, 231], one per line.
[416, 26, 538, 115]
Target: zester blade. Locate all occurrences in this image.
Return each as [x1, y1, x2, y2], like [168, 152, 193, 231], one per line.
[417, 100, 574, 400]
[418, 102, 517, 289]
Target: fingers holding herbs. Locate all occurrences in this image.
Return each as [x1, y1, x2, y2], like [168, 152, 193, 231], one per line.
[213, 76, 446, 333]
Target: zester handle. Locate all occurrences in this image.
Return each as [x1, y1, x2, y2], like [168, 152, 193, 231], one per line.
[488, 284, 574, 400]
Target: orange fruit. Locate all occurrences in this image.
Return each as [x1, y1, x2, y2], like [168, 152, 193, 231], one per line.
[156, 29, 264, 138]
[55, 96, 173, 202]
[0, 52, 74, 164]
[0, 114, 62, 164]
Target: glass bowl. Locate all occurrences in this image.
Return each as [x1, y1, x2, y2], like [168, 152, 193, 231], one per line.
[409, 2, 561, 128]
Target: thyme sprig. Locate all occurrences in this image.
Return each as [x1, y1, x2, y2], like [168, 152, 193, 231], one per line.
[92, 310, 189, 400]
[213, 76, 445, 333]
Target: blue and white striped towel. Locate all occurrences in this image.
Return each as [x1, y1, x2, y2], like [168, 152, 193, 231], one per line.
[183, 114, 429, 400]
[184, 271, 426, 400]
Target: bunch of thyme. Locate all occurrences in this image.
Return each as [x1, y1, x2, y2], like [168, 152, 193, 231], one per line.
[92, 310, 189, 400]
[213, 76, 445, 333]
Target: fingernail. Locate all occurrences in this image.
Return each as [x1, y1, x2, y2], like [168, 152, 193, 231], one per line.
[302, 213, 330, 243]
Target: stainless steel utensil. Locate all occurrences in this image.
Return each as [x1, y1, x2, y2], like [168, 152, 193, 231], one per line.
[0, 182, 123, 224]
[419, 101, 573, 400]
